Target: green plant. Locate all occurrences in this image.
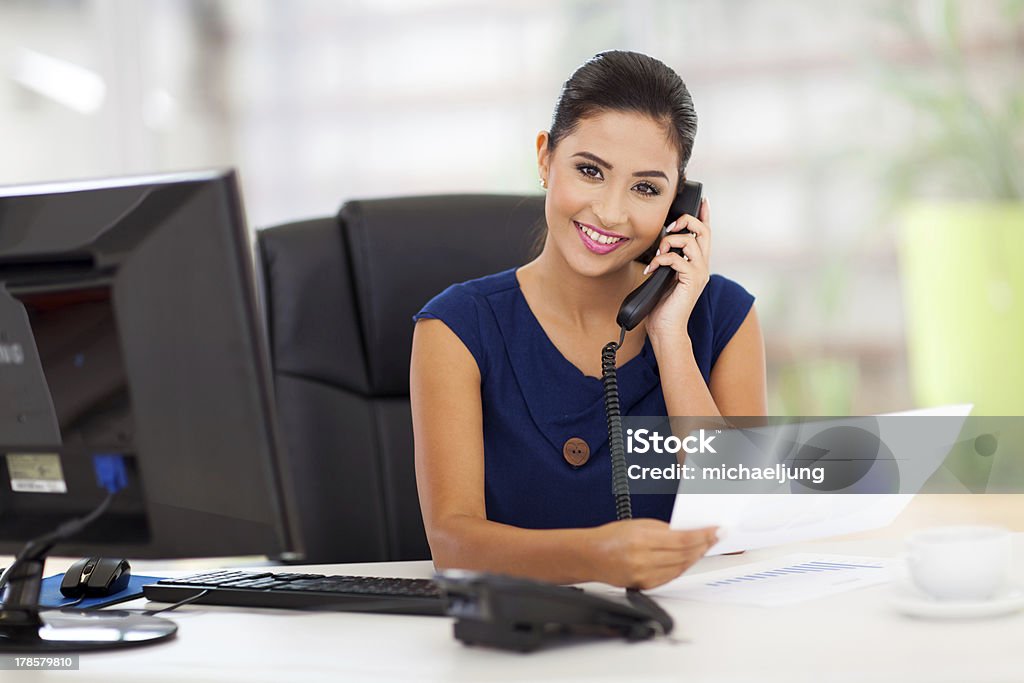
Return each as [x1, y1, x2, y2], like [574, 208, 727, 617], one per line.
[876, 0, 1024, 201]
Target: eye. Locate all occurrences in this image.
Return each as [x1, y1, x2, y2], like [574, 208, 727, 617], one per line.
[575, 163, 603, 180]
[633, 181, 661, 197]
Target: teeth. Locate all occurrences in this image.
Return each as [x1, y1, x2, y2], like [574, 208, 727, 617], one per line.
[577, 222, 622, 245]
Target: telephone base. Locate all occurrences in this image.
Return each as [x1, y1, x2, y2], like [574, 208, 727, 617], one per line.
[452, 615, 657, 653]
[437, 570, 665, 653]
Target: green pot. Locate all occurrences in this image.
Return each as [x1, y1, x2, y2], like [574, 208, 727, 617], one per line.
[899, 203, 1024, 415]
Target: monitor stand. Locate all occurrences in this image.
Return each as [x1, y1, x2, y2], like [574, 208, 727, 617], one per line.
[0, 555, 176, 652]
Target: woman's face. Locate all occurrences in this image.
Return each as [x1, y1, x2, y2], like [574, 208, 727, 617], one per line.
[537, 110, 679, 278]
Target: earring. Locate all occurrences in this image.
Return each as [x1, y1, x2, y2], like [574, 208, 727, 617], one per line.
[539, 177, 548, 190]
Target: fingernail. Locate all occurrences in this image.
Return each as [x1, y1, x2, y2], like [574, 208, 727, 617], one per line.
[655, 248, 661, 256]
[642, 264, 650, 275]
[665, 220, 677, 232]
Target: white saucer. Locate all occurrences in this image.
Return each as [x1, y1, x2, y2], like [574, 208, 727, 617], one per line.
[890, 583, 1024, 619]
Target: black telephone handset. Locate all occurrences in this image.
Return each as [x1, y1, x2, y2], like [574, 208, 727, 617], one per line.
[616, 180, 703, 331]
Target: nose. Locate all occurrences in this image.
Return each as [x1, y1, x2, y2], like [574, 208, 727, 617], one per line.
[592, 193, 626, 229]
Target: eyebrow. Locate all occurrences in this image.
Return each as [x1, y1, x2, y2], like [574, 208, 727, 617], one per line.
[571, 151, 670, 181]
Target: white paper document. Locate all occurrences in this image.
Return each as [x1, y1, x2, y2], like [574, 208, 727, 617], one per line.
[652, 553, 892, 607]
[669, 405, 973, 554]
[671, 493, 912, 555]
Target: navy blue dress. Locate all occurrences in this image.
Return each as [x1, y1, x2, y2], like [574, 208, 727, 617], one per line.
[413, 268, 754, 529]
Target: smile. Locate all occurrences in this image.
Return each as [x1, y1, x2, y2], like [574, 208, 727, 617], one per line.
[574, 221, 629, 254]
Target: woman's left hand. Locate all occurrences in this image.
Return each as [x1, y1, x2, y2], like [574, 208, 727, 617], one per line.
[643, 197, 712, 344]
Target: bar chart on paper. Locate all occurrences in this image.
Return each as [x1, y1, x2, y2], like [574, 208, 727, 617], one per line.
[654, 554, 893, 607]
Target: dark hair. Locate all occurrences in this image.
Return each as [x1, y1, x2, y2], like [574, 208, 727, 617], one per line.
[549, 50, 697, 180]
[531, 51, 698, 260]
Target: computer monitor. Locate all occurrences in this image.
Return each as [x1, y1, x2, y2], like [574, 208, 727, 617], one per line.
[0, 169, 303, 651]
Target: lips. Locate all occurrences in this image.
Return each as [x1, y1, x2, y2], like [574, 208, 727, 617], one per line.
[574, 221, 629, 255]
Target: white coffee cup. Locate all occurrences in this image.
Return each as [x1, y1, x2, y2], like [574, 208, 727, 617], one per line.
[906, 525, 1012, 601]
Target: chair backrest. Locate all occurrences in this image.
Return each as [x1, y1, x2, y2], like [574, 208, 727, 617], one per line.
[257, 194, 544, 562]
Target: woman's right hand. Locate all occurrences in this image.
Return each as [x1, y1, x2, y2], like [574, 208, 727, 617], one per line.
[588, 518, 718, 589]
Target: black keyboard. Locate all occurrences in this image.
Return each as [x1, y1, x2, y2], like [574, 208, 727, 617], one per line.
[142, 570, 446, 616]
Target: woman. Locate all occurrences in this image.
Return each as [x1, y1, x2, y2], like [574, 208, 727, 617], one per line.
[411, 51, 767, 589]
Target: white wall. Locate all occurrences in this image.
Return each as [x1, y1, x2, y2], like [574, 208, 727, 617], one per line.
[2, 0, 1020, 413]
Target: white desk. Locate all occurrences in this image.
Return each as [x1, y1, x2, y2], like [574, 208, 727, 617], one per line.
[7, 532, 1019, 683]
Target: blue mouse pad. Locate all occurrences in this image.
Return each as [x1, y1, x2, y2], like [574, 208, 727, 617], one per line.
[38, 574, 167, 610]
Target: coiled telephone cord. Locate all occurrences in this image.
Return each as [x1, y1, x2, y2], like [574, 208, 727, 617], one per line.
[601, 328, 633, 522]
[601, 327, 675, 636]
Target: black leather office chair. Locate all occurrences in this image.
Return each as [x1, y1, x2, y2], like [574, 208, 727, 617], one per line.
[257, 195, 544, 563]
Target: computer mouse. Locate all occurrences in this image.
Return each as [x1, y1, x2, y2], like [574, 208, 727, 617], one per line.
[60, 557, 131, 598]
